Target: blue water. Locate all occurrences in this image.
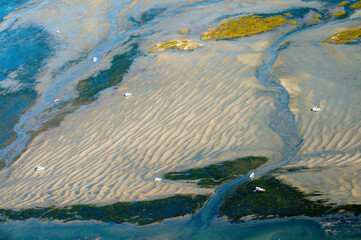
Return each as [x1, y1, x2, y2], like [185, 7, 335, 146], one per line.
[0, 25, 53, 149]
[0, 0, 30, 21]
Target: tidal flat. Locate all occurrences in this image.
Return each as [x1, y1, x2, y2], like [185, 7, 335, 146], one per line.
[0, 0, 361, 238]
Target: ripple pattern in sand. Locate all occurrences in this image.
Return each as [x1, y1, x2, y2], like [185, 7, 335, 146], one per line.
[0, 46, 284, 208]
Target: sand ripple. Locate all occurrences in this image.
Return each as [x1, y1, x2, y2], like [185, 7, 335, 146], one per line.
[0, 41, 283, 208]
[275, 20, 361, 204]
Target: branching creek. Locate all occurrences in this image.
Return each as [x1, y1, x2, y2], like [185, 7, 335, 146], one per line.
[179, 18, 359, 238]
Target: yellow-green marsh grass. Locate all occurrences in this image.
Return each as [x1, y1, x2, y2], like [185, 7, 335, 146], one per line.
[323, 29, 361, 44]
[200, 15, 288, 40]
[148, 39, 205, 53]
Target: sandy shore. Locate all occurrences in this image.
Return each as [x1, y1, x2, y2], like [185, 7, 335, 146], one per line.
[0, 34, 284, 208]
[274, 20, 361, 204]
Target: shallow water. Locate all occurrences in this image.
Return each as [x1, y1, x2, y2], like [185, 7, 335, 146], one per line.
[1, 216, 359, 240]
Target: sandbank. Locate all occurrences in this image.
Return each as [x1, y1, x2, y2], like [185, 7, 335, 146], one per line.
[0, 36, 283, 208]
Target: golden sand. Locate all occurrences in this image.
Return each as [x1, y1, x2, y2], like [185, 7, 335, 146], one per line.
[0, 38, 283, 208]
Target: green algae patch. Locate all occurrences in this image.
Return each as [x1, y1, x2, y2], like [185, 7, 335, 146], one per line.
[74, 43, 139, 106]
[288, 20, 297, 25]
[219, 175, 333, 222]
[219, 175, 361, 222]
[323, 29, 361, 44]
[0, 194, 209, 225]
[332, 11, 347, 17]
[164, 156, 268, 188]
[178, 28, 190, 34]
[148, 39, 204, 53]
[350, 1, 361, 9]
[313, 14, 322, 19]
[338, 1, 349, 7]
[200, 15, 288, 40]
[0, 160, 5, 170]
[284, 13, 292, 17]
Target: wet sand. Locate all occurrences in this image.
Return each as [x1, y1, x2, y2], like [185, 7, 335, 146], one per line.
[0, 0, 360, 212]
[0, 35, 284, 208]
[274, 20, 361, 204]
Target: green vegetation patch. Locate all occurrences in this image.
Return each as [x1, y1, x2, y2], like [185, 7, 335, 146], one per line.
[313, 14, 322, 19]
[288, 20, 297, 25]
[178, 29, 190, 34]
[148, 39, 204, 53]
[74, 43, 138, 106]
[0, 194, 209, 225]
[338, 1, 349, 7]
[332, 11, 347, 17]
[200, 15, 288, 40]
[323, 29, 361, 44]
[219, 175, 333, 222]
[164, 156, 268, 188]
[350, 1, 361, 9]
[0, 160, 5, 170]
[334, 204, 361, 215]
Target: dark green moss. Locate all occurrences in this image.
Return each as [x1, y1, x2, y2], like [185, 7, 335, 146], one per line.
[332, 204, 361, 215]
[0, 194, 209, 225]
[164, 156, 268, 188]
[219, 175, 334, 222]
[140, 8, 166, 23]
[0, 160, 5, 170]
[272, 166, 310, 174]
[73, 43, 139, 106]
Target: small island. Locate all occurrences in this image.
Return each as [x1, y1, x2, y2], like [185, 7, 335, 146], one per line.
[164, 156, 268, 188]
[337, 1, 349, 7]
[332, 11, 347, 18]
[200, 15, 288, 40]
[323, 29, 361, 44]
[350, 1, 361, 9]
[148, 39, 205, 53]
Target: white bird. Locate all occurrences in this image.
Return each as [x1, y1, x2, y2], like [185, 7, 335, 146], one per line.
[154, 177, 162, 182]
[254, 186, 265, 192]
[250, 172, 255, 179]
[124, 92, 132, 97]
[35, 166, 45, 171]
[54, 98, 60, 103]
[310, 107, 320, 112]
[92, 57, 97, 62]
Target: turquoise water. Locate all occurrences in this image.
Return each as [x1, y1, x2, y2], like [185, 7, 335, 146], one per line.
[0, 25, 53, 149]
[0, 217, 358, 240]
[0, 0, 360, 239]
[0, 0, 29, 21]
